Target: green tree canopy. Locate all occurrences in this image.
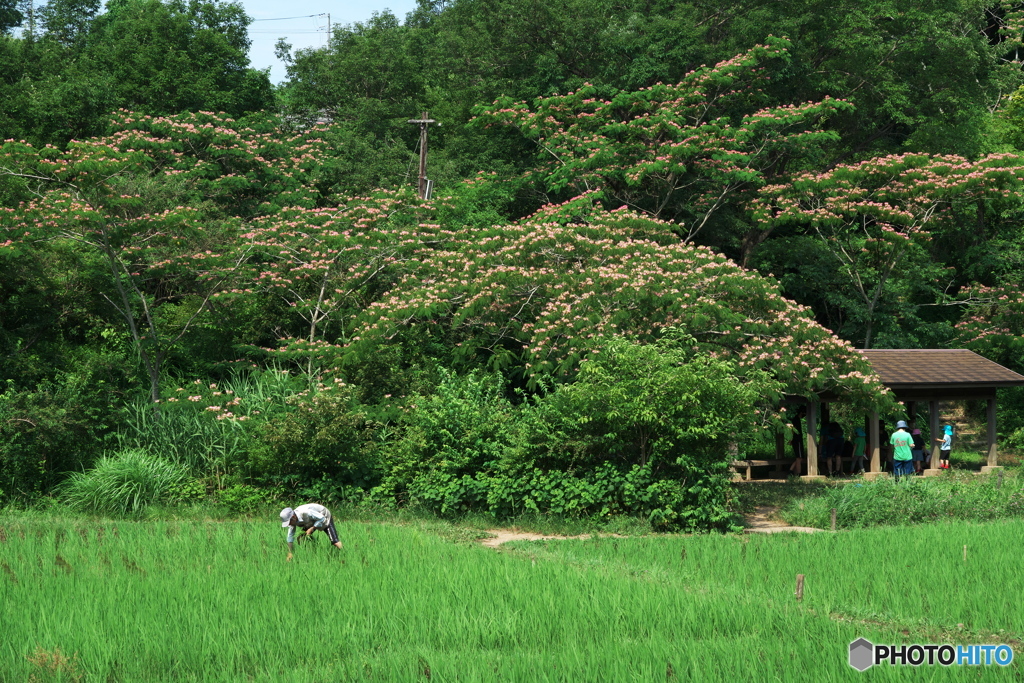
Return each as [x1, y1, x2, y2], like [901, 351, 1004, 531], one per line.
[0, 0, 22, 33]
[0, 0, 272, 147]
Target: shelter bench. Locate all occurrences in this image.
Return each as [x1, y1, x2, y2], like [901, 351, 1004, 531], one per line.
[731, 459, 790, 480]
[733, 456, 881, 480]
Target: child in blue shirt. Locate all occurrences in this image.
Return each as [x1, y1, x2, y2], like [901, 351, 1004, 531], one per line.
[936, 425, 953, 469]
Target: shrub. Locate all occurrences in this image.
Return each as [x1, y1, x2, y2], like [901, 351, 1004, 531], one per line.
[246, 387, 378, 491]
[522, 339, 773, 529]
[166, 478, 207, 504]
[0, 361, 122, 502]
[373, 341, 771, 531]
[216, 483, 282, 515]
[373, 369, 525, 507]
[61, 449, 190, 516]
[536, 338, 772, 466]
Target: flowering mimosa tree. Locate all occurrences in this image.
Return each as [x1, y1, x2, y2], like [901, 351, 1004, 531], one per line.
[218, 190, 443, 379]
[753, 153, 1024, 348]
[473, 36, 851, 258]
[348, 194, 892, 420]
[0, 110, 342, 402]
[953, 283, 1024, 371]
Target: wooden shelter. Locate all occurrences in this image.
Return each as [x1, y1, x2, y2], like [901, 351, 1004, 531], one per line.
[798, 349, 1024, 481]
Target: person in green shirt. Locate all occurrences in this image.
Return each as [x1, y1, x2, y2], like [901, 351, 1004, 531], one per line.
[889, 420, 914, 480]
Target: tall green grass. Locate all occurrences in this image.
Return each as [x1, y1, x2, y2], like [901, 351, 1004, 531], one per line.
[0, 517, 1019, 680]
[60, 449, 189, 516]
[117, 367, 304, 475]
[780, 471, 1024, 529]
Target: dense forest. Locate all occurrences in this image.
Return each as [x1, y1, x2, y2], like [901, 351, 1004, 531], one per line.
[3, 0, 1024, 528]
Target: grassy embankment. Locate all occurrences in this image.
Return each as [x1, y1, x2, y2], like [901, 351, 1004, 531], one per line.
[734, 447, 1024, 528]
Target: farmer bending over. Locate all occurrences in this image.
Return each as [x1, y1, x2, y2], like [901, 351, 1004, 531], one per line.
[280, 504, 342, 561]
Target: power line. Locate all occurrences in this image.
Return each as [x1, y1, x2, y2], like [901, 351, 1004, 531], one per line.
[249, 30, 326, 34]
[251, 13, 326, 22]
[248, 12, 331, 40]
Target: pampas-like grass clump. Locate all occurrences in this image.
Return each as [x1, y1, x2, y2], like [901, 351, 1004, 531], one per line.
[61, 449, 190, 516]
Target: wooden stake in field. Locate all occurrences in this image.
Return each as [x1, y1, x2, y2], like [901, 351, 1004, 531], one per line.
[963, 545, 967, 562]
[795, 574, 805, 601]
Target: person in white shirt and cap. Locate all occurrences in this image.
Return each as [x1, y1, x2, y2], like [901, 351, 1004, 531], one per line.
[280, 503, 342, 561]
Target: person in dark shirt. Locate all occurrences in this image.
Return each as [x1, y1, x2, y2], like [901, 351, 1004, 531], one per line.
[850, 428, 867, 475]
[825, 422, 844, 476]
[911, 428, 925, 474]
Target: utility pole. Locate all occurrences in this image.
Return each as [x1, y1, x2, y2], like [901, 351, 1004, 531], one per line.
[407, 112, 437, 199]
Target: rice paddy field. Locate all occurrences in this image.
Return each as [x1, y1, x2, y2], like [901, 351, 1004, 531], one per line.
[1, 517, 1021, 681]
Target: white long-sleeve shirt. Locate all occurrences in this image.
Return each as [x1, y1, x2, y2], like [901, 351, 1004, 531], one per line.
[286, 504, 332, 544]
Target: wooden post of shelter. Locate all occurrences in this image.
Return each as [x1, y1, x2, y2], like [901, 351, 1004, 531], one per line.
[802, 400, 825, 481]
[981, 397, 1002, 473]
[924, 399, 941, 476]
[907, 400, 919, 473]
[820, 402, 831, 468]
[864, 410, 886, 480]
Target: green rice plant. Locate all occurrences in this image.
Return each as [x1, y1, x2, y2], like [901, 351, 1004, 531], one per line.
[526, 520, 1024, 644]
[60, 449, 189, 517]
[1, 517, 1020, 680]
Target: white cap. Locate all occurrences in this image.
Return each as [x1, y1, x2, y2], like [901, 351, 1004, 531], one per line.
[280, 508, 294, 527]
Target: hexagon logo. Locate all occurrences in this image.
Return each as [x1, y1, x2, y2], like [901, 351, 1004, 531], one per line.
[849, 638, 874, 671]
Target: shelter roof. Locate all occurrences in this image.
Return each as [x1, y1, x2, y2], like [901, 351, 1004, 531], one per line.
[858, 349, 1024, 394]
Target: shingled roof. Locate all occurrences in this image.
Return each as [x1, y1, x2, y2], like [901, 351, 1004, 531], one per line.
[858, 349, 1024, 396]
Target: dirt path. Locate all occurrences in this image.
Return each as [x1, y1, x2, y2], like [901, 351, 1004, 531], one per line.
[744, 506, 821, 534]
[477, 507, 819, 547]
[478, 530, 622, 548]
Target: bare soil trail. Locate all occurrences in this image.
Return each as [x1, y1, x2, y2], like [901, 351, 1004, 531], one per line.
[476, 506, 820, 547]
[744, 506, 821, 534]
[478, 530, 625, 548]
